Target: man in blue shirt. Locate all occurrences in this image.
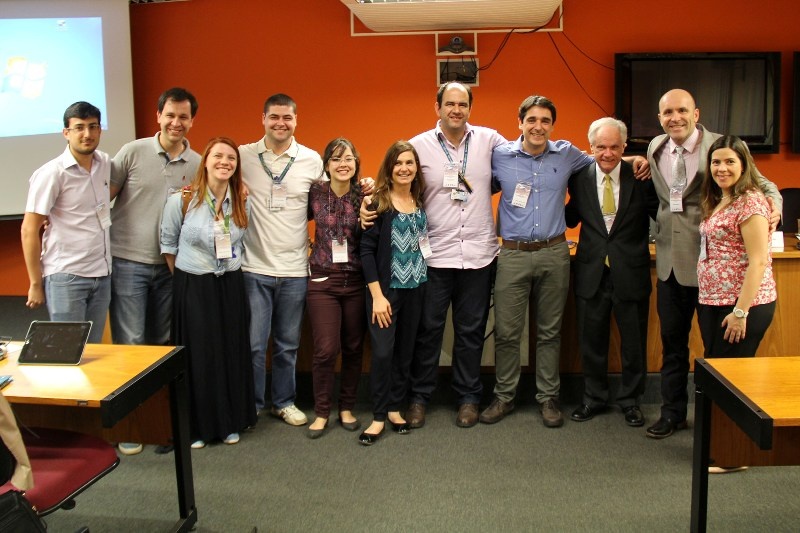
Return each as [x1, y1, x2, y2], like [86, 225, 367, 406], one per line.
[483, 96, 648, 428]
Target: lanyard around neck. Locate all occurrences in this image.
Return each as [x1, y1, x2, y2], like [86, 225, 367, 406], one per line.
[204, 190, 230, 233]
[258, 151, 296, 184]
[437, 133, 470, 178]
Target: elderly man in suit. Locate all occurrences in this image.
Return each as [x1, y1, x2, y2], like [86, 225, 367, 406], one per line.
[645, 88, 782, 439]
[566, 117, 658, 427]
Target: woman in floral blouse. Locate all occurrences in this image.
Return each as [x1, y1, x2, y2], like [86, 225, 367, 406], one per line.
[697, 135, 776, 358]
[305, 138, 366, 439]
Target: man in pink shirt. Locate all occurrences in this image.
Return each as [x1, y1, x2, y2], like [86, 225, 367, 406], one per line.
[404, 83, 506, 428]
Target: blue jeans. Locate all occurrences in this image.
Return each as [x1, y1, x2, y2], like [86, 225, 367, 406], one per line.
[110, 257, 173, 345]
[44, 273, 111, 344]
[244, 273, 308, 411]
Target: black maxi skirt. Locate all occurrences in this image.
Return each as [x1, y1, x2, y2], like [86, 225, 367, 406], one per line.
[173, 267, 257, 443]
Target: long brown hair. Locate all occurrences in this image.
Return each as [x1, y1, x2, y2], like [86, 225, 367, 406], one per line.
[371, 140, 424, 215]
[190, 136, 248, 229]
[701, 135, 760, 218]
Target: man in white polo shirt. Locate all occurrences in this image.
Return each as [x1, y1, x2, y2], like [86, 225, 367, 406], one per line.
[239, 93, 323, 426]
[21, 101, 112, 344]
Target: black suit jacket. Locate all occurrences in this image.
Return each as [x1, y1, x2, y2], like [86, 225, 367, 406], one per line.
[565, 160, 658, 302]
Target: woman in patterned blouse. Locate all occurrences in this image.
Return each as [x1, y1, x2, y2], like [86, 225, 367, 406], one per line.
[697, 135, 776, 358]
[305, 138, 366, 439]
[358, 141, 429, 446]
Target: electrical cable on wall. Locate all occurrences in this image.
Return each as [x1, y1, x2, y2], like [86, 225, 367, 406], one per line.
[547, 33, 610, 116]
[477, 9, 565, 72]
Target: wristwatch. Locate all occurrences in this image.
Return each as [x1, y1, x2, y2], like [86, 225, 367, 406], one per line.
[733, 307, 749, 318]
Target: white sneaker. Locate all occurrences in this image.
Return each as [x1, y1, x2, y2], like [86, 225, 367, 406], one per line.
[223, 433, 240, 445]
[191, 440, 205, 449]
[708, 466, 748, 474]
[270, 404, 308, 426]
[118, 442, 143, 455]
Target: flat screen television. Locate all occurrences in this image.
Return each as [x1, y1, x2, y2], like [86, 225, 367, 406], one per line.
[793, 52, 800, 153]
[615, 52, 781, 154]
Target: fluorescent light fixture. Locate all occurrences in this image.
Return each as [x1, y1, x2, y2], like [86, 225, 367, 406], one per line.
[341, 0, 562, 32]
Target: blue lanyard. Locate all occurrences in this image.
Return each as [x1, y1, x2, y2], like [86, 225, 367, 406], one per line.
[258, 152, 296, 184]
[437, 133, 473, 193]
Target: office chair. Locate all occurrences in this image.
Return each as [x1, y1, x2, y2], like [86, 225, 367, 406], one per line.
[779, 187, 800, 233]
[1, 427, 119, 517]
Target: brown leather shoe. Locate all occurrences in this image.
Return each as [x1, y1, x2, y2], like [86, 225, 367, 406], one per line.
[406, 403, 426, 429]
[479, 397, 515, 424]
[456, 403, 479, 428]
[539, 398, 563, 428]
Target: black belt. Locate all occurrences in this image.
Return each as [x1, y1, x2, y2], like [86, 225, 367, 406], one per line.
[501, 234, 566, 252]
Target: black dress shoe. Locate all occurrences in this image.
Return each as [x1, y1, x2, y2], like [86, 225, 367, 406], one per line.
[358, 430, 383, 446]
[338, 416, 361, 432]
[570, 404, 601, 422]
[390, 421, 411, 434]
[154, 445, 174, 454]
[623, 406, 645, 427]
[646, 417, 688, 439]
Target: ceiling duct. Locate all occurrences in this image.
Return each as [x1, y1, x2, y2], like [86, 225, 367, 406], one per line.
[340, 0, 562, 33]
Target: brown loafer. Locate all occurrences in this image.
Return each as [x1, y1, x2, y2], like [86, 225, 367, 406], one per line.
[406, 403, 426, 429]
[456, 403, 479, 428]
[539, 398, 563, 428]
[479, 397, 515, 424]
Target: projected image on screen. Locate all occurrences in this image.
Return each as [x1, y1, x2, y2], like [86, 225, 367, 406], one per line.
[0, 17, 106, 138]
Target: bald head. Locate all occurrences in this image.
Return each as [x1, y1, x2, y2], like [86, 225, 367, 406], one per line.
[658, 89, 699, 145]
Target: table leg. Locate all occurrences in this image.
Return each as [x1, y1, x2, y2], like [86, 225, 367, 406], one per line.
[690, 386, 712, 533]
[169, 367, 198, 532]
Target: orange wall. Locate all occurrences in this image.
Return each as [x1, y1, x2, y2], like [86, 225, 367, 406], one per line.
[3, 0, 800, 295]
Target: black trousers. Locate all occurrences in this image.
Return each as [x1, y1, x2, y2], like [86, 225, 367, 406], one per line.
[576, 267, 649, 409]
[366, 285, 425, 421]
[697, 300, 776, 358]
[408, 264, 494, 406]
[656, 273, 699, 422]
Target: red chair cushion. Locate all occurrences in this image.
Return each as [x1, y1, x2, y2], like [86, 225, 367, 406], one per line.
[0, 428, 119, 515]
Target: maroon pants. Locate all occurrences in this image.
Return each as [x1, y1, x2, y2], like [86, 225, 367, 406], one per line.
[306, 270, 366, 418]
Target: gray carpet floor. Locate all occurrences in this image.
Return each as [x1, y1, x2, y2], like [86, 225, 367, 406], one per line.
[43, 404, 800, 533]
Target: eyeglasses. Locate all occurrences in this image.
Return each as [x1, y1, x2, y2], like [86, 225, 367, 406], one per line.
[330, 157, 356, 164]
[65, 124, 101, 133]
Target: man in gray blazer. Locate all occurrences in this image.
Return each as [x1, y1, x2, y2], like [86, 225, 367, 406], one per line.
[645, 89, 782, 439]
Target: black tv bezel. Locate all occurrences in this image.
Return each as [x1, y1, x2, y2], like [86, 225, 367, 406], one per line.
[615, 52, 781, 155]
[792, 51, 800, 153]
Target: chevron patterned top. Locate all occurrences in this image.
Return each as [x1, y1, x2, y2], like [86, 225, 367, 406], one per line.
[389, 209, 428, 289]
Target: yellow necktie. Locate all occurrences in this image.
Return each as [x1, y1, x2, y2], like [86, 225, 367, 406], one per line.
[602, 174, 615, 267]
[602, 174, 616, 215]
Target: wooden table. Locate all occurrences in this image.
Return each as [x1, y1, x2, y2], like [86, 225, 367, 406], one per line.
[1, 343, 197, 532]
[690, 356, 800, 532]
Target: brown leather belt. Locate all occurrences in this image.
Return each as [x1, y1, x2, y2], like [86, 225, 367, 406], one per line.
[501, 234, 566, 252]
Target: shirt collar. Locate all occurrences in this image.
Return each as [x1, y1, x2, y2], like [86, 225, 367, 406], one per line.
[153, 132, 191, 160]
[668, 126, 700, 154]
[60, 145, 101, 170]
[258, 136, 298, 158]
[434, 121, 473, 147]
[511, 135, 555, 157]
[594, 162, 621, 184]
